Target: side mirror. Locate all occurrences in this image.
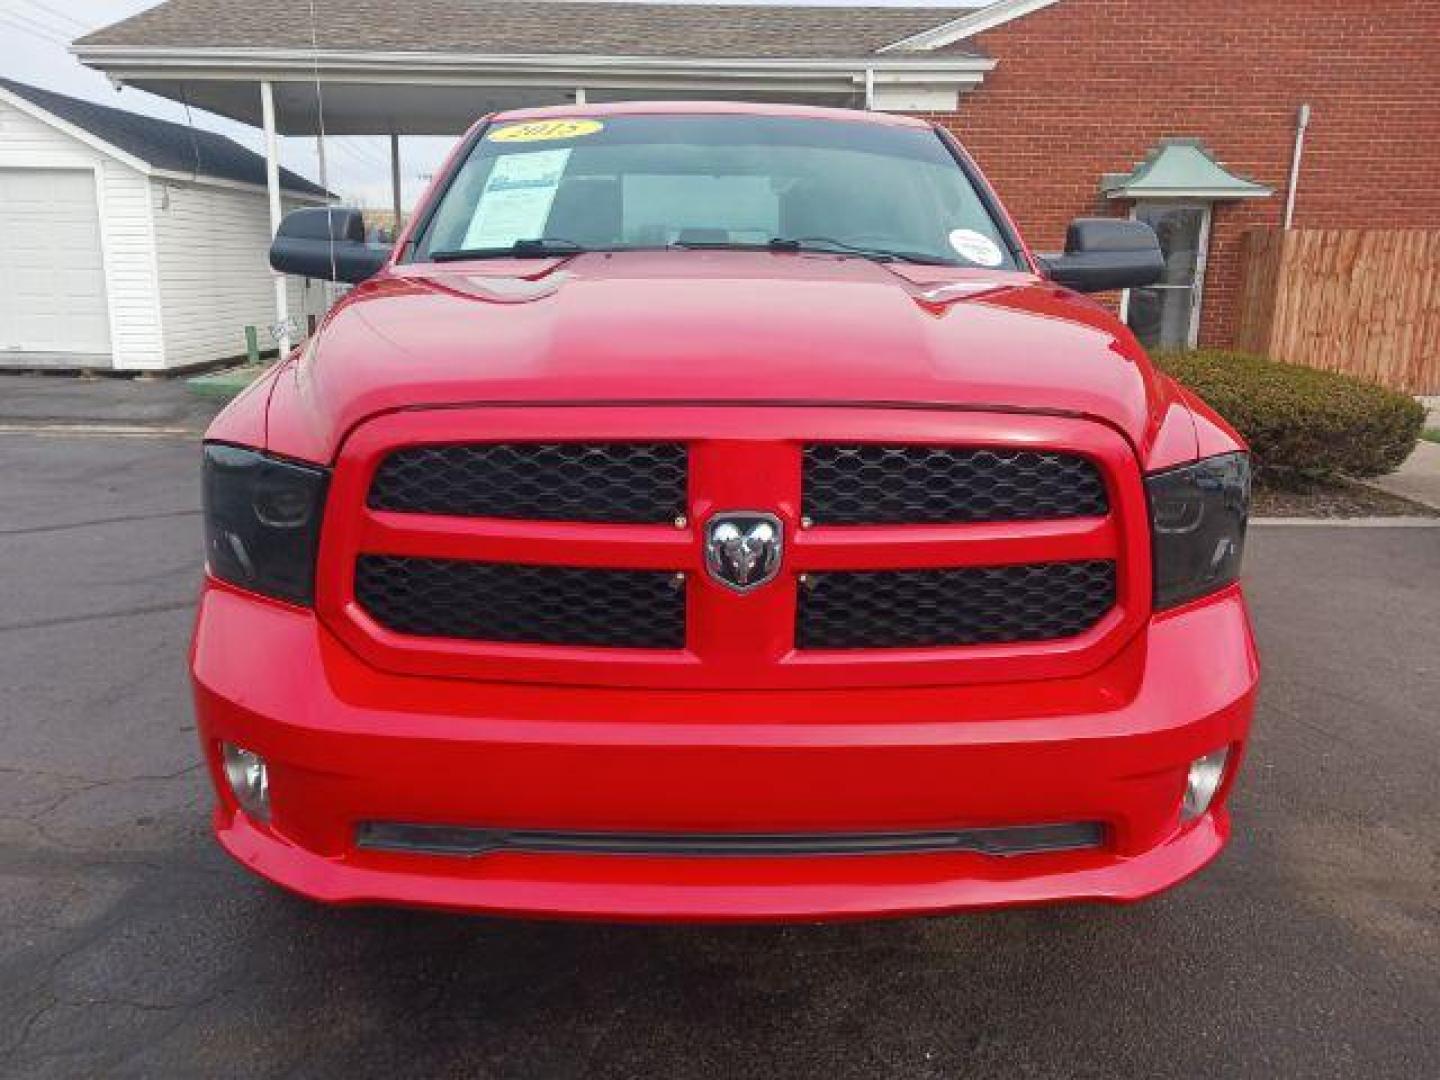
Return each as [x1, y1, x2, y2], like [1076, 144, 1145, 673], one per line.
[1036, 218, 1164, 293]
[269, 207, 390, 284]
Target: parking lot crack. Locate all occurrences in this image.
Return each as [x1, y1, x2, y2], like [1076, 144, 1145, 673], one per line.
[0, 508, 201, 537]
[1, 995, 59, 1061]
[0, 599, 195, 634]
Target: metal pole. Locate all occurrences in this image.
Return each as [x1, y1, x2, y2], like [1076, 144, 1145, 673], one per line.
[574, 86, 587, 105]
[312, 133, 334, 311]
[390, 133, 403, 235]
[1284, 103, 1311, 231]
[315, 134, 328, 190]
[260, 80, 290, 356]
[864, 68, 875, 110]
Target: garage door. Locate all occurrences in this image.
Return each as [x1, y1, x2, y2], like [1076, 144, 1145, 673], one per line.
[0, 168, 112, 366]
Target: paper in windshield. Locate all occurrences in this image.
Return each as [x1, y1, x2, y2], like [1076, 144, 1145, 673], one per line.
[462, 149, 571, 249]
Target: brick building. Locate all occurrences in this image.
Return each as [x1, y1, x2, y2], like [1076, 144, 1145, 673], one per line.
[927, 0, 1440, 348]
[73, 0, 1440, 355]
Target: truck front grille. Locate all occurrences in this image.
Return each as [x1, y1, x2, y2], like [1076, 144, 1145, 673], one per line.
[803, 445, 1107, 525]
[796, 560, 1116, 650]
[368, 442, 687, 523]
[329, 410, 1141, 683]
[355, 555, 685, 649]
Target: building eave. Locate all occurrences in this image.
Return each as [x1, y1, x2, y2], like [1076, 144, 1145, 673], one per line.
[150, 167, 332, 201]
[73, 45, 998, 130]
[72, 45, 998, 80]
[877, 0, 1061, 54]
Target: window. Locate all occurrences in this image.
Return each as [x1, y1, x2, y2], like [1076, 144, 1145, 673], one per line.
[413, 114, 1018, 269]
[1124, 202, 1211, 350]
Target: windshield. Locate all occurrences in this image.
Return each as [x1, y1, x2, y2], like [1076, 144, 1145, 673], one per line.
[411, 114, 1019, 269]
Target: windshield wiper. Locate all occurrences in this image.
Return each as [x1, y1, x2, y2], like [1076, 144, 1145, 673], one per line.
[668, 237, 955, 266]
[667, 239, 771, 252]
[431, 235, 958, 266]
[767, 237, 958, 266]
[430, 238, 587, 261]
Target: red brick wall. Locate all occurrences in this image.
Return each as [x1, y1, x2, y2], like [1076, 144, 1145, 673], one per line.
[917, 0, 1440, 347]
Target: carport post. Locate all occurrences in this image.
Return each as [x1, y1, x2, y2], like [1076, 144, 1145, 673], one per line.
[260, 80, 290, 356]
[315, 135, 335, 309]
[390, 133, 403, 233]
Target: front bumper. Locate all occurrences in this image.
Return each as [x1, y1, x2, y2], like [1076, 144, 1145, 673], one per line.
[191, 581, 1258, 922]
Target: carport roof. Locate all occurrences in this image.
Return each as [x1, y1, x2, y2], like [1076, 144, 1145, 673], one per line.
[73, 1, 1021, 135]
[0, 78, 330, 196]
[74, 0, 989, 60]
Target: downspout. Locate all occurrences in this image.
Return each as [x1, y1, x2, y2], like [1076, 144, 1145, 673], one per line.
[1283, 103, 1311, 230]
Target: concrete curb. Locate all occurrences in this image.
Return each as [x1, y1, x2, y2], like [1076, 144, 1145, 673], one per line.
[1358, 439, 1440, 513]
[1253, 516, 1440, 527]
[0, 422, 200, 438]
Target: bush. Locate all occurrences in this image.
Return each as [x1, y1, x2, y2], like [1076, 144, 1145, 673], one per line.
[1155, 350, 1425, 479]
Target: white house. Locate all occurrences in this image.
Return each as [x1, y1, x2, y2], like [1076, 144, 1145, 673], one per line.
[0, 79, 330, 372]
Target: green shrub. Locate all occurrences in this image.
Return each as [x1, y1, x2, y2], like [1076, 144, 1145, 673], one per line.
[1155, 350, 1425, 479]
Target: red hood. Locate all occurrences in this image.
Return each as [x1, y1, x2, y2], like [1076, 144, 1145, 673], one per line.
[264, 250, 1195, 464]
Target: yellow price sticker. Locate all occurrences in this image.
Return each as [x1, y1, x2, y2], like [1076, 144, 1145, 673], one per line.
[487, 119, 604, 143]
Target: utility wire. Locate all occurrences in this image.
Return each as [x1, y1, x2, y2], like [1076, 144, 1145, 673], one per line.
[15, 0, 87, 33]
[179, 87, 202, 184]
[2, 4, 72, 39]
[306, 0, 338, 284]
[0, 12, 69, 46]
[332, 143, 381, 174]
[335, 138, 388, 169]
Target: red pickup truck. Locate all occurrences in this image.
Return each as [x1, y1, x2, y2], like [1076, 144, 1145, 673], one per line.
[194, 102, 1257, 921]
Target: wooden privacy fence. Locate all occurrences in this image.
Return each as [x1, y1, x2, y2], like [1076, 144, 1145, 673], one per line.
[1236, 228, 1440, 394]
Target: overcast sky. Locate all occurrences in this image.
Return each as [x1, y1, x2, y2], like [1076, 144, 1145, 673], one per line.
[1, 0, 988, 207]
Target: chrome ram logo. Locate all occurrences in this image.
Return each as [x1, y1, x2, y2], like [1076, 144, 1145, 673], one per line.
[704, 512, 783, 592]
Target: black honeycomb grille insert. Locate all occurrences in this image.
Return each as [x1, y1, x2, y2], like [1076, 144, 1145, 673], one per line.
[368, 443, 687, 523]
[804, 445, 1107, 525]
[796, 560, 1116, 649]
[355, 556, 685, 649]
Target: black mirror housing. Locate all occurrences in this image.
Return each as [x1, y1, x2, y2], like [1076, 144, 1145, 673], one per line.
[1037, 218, 1164, 294]
[269, 207, 390, 284]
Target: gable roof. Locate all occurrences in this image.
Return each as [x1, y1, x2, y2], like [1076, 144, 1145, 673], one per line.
[74, 0, 989, 60]
[0, 78, 329, 196]
[878, 0, 1061, 53]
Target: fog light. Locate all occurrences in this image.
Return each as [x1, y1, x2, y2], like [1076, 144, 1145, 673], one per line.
[1181, 747, 1229, 822]
[221, 743, 270, 821]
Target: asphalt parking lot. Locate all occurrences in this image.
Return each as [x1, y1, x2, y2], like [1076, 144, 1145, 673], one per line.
[1, 391, 1437, 1078]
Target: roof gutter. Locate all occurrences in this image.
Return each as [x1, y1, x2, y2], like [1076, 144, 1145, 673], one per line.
[150, 167, 331, 201]
[72, 45, 996, 80]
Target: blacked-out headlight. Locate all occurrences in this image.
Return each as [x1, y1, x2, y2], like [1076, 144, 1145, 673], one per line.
[1147, 452, 1251, 610]
[203, 444, 328, 605]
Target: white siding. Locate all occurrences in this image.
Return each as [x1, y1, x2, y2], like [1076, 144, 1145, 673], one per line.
[150, 181, 326, 368]
[0, 96, 164, 370]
